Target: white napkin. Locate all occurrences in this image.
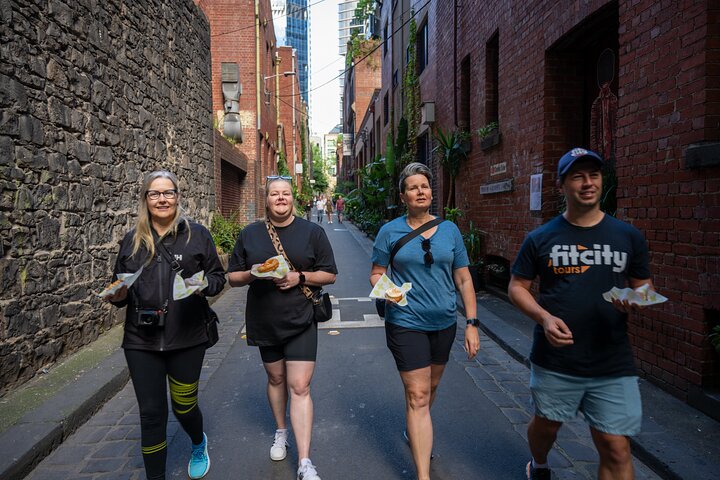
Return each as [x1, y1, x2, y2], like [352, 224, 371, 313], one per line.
[97, 265, 144, 298]
[173, 270, 209, 300]
[250, 255, 290, 279]
[602, 284, 668, 306]
[369, 273, 411, 307]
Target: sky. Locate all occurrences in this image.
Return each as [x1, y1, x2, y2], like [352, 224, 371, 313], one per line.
[308, 0, 344, 136]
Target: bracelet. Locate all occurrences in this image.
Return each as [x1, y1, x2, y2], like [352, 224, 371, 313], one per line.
[466, 318, 480, 327]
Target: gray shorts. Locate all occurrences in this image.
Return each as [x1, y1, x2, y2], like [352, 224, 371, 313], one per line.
[529, 363, 642, 436]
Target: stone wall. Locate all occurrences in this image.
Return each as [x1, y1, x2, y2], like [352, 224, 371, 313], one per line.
[0, 0, 213, 394]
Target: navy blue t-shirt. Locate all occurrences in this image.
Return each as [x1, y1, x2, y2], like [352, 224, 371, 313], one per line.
[512, 214, 651, 377]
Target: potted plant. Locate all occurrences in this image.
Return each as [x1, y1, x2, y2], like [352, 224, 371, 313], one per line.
[477, 121, 500, 151]
[463, 221, 486, 292]
[710, 325, 720, 355]
[433, 127, 468, 209]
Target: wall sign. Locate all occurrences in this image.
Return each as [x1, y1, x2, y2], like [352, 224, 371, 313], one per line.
[490, 162, 507, 176]
[530, 173, 542, 211]
[480, 179, 513, 194]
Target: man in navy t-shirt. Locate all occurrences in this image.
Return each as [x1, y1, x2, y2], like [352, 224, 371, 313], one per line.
[509, 148, 659, 480]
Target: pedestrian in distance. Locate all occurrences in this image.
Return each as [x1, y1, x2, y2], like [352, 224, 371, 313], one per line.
[227, 175, 338, 480]
[335, 194, 345, 223]
[369, 162, 480, 480]
[315, 195, 325, 223]
[508, 148, 661, 480]
[325, 195, 334, 223]
[103, 170, 226, 480]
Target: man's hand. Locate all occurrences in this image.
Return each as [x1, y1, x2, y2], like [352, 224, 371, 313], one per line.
[542, 315, 574, 347]
[611, 298, 643, 313]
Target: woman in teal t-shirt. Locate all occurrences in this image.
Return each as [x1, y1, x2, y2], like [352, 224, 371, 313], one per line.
[370, 162, 480, 480]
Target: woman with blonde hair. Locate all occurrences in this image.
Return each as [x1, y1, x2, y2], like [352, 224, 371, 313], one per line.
[228, 176, 337, 480]
[104, 170, 226, 480]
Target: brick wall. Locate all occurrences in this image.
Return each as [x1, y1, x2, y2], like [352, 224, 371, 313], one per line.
[197, 0, 278, 221]
[430, 0, 720, 401]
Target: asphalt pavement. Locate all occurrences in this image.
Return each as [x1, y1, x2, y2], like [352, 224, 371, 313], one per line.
[2, 212, 718, 479]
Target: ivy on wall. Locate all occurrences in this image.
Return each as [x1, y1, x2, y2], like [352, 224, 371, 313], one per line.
[402, 16, 420, 165]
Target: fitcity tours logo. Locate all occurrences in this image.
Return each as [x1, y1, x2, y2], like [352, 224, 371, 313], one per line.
[547, 244, 627, 274]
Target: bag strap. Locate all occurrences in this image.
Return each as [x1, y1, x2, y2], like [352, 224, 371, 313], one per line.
[388, 217, 444, 270]
[265, 220, 316, 303]
[156, 237, 182, 273]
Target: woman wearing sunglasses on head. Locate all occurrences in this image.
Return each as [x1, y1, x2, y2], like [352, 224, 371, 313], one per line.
[227, 175, 337, 480]
[369, 162, 480, 480]
[103, 170, 226, 480]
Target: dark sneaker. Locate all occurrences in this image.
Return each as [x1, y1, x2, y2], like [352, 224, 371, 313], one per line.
[188, 433, 210, 479]
[526, 461, 551, 480]
[403, 430, 435, 460]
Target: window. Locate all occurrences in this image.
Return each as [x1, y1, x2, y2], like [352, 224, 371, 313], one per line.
[383, 92, 389, 125]
[383, 22, 388, 56]
[459, 55, 471, 131]
[392, 69, 398, 89]
[417, 21, 428, 74]
[485, 32, 499, 124]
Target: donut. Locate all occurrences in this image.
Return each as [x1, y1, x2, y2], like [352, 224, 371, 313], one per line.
[257, 258, 280, 273]
[385, 287, 404, 303]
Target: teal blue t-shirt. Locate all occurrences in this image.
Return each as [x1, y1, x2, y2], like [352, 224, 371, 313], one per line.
[371, 216, 469, 331]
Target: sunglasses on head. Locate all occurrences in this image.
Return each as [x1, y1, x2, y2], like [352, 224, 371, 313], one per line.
[421, 238, 433, 267]
[266, 175, 292, 181]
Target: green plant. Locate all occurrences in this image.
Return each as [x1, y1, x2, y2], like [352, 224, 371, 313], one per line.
[476, 121, 498, 140]
[710, 325, 720, 355]
[433, 127, 468, 209]
[403, 16, 420, 162]
[444, 207, 463, 224]
[210, 212, 243, 255]
[462, 221, 485, 266]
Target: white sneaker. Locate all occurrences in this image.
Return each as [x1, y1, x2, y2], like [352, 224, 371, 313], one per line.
[297, 460, 321, 480]
[270, 429, 288, 461]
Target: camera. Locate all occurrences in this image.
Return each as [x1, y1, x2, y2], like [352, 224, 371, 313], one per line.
[136, 308, 166, 327]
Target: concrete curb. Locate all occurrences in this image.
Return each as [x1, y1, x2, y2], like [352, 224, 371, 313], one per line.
[0, 349, 129, 480]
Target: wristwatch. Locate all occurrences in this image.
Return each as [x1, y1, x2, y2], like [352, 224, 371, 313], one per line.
[466, 318, 480, 327]
[298, 271, 306, 285]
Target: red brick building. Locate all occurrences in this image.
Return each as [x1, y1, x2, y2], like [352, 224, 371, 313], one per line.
[275, 46, 307, 191]
[425, 0, 719, 413]
[196, 0, 280, 222]
[342, 43, 382, 184]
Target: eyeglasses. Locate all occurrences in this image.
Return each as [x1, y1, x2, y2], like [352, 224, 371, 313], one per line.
[421, 238, 433, 267]
[146, 189, 177, 200]
[266, 175, 292, 181]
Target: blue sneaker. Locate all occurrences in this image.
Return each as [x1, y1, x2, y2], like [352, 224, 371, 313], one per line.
[188, 433, 210, 479]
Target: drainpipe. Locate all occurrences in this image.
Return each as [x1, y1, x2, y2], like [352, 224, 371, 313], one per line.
[453, 0, 458, 127]
[256, 0, 261, 131]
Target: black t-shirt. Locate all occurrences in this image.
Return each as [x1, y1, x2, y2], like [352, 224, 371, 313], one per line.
[512, 214, 651, 377]
[228, 217, 337, 346]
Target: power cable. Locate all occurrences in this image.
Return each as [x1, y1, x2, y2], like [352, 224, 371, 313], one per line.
[278, 0, 433, 98]
[211, 0, 329, 38]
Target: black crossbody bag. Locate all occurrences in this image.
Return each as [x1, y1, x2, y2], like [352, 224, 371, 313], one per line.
[375, 218, 444, 318]
[156, 240, 220, 349]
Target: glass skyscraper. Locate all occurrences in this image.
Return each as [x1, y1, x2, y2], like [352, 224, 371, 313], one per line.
[286, 0, 309, 104]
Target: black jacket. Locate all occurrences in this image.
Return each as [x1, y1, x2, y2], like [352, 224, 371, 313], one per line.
[111, 220, 226, 351]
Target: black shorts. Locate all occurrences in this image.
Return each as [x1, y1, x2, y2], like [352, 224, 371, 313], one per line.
[259, 322, 318, 363]
[385, 322, 457, 372]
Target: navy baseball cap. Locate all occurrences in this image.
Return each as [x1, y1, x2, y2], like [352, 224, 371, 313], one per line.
[558, 148, 604, 176]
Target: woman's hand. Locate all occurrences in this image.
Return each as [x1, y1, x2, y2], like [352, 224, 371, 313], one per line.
[104, 285, 128, 303]
[464, 325, 480, 359]
[273, 271, 301, 291]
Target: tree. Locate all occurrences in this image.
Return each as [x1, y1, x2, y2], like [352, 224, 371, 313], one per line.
[433, 128, 467, 209]
[312, 144, 329, 193]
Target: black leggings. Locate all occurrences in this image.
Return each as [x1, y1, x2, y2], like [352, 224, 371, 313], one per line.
[125, 345, 206, 480]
